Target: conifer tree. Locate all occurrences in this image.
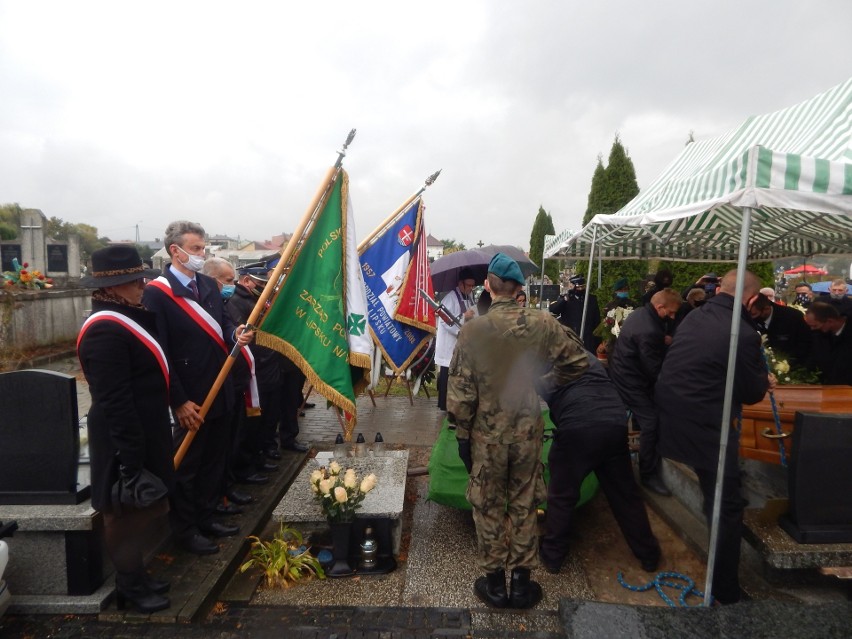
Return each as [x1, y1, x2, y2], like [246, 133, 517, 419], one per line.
[604, 134, 639, 213]
[529, 206, 560, 284]
[582, 156, 607, 226]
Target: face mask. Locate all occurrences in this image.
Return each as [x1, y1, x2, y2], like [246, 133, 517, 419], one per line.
[616, 291, 629, 299]
[569, 289, 584, 299]
[220, 284, 236, 299]
[795, 293, 811, 306]
[175, 245, 205, 272]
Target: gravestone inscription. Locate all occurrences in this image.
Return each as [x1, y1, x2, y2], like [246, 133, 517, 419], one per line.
[0, 369, 90, 504]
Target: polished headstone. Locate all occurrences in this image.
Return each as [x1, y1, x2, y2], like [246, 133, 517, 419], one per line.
[0, 369, 89, 504]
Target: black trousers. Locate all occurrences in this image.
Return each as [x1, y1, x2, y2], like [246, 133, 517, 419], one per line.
[278, 371, 303, 447]
[628, 399, 662, 478]
[695, 466, 747, 604]
[169, 413, 230, 540]
[540, 423, 660, 567]
[437, 365, 449, 411]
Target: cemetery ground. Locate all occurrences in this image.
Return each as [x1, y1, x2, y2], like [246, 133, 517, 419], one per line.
[0, 355, 850, 637]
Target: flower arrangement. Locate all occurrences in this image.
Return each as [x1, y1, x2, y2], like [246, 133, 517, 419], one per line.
[2, 258, 53, 290]
[761, 337, 820, 385]
[310, 461, 377, 523]
[594, 306, 634, 343]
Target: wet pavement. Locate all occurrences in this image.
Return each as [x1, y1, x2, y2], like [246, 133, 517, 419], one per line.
[1, 356, 850, 637]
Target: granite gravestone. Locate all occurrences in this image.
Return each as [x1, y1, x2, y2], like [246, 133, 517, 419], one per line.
[0, 244, 22, 272]
[0, 370, 89, 505]
[46, 244, 68, 273]
[779, 411, 852, 543]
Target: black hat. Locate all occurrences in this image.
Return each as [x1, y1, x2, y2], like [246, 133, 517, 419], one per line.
[238, 261, 269, 283]
[569, 275, 585, 286]
[81, 245, 159, 288]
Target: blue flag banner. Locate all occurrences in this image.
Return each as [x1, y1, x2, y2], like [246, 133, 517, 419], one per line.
[359, 198, 435, 373]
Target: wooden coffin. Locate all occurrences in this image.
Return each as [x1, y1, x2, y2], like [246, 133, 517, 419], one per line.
[739, 385, 852, 464]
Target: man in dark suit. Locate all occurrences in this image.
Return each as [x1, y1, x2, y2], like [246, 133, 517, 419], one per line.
[143, 221, 254, 555]
[609, 288, 682, 496]
[748, 293, 812, 364]
[549, 275, 600, 353]
[656, 269, 773, 605]
[805, 301, 852, 385]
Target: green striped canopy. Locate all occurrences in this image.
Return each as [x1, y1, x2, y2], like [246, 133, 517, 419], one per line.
[546, 77, 852, 261]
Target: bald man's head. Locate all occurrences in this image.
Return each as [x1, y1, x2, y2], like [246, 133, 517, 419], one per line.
[720, 269, 762, 300]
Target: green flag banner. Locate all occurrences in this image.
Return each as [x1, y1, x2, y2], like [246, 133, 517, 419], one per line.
[256, 170, 372, 434]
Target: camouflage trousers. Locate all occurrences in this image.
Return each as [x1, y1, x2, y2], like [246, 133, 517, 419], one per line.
[466, 438, 546, 573]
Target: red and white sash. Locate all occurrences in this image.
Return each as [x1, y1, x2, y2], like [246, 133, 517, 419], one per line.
[147, 277, 260, 412]
[78, 310, 170, 390]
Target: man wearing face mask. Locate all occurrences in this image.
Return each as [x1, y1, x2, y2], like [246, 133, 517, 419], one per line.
[824, 278, 852, 315]
[143, 221, 254, 556]
[793, 282, 814, 308]
[549, 275, 600, 353]
[604, 277, 639, 314]
[201, 258, 272, 505]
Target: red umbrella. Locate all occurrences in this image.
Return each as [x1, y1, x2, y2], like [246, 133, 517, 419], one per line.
[783, 264, 827, 275]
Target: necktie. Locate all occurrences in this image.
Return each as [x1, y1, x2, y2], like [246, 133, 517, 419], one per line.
[187, 280, 199, 300]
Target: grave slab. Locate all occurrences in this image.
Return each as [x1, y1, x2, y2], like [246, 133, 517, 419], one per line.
[273, 449, 408, 556]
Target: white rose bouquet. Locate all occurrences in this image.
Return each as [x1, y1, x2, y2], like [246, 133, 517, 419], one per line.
[310, 461, 378, 523]
[594, 306, 634, 342]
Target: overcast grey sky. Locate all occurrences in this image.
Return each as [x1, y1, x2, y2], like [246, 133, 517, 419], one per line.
[1, 1, 850, 250]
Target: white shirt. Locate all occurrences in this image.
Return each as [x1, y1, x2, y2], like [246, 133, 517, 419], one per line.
[435, 287, 477, 367]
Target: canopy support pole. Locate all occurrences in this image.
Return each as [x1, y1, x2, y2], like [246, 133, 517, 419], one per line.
[703, 206, 753, 606]
[579, 224, 598, 339]
[538, 255, 546, 309]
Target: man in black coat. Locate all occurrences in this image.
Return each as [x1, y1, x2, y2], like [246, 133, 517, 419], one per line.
[549, 275, 600, 353]
[540, 352, 661, 576]
[805, 301, 852, 385]
[142, 221, 254, 556]
[609, 288, 682, 496]
[656, 269, 773, 605]
[748, 293, 812, 364]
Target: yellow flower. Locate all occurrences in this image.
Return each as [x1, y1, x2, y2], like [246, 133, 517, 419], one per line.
[776, 360, 790, 374]
[343, 468, 357, 489]
[319, 478, 334, 495]
[360, 474, 377, 494]
[329, 461, 341, 475]
[334, 486, 347, 504]
[310, 469, 323, 484]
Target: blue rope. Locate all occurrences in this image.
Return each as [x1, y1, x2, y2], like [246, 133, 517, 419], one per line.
[617, 571, 711, 607]
[760, 346, 788, 467]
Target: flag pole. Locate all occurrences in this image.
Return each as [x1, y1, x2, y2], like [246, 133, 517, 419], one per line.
[357, 169, 441, 253]
[174, 129, 356, 469]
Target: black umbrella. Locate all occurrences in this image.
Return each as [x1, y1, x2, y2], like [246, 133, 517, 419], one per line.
[430, 246, 538, 293]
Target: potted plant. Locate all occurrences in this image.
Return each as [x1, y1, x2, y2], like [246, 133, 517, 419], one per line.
[240, 524, 325, 588]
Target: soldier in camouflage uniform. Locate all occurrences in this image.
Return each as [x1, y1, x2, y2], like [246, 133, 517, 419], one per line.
[448, 253, 589, 609]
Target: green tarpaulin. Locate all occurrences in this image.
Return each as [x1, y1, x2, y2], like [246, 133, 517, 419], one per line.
[427, 411, 599, 511]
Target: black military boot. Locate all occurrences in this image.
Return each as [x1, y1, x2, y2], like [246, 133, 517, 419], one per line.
[509, 567, 542, 609]
[474, 569, 509, 608]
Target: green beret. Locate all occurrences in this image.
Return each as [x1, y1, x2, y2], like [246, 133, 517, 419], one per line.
[613, 277, 629, 290]
[487, 253, 525, 285]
